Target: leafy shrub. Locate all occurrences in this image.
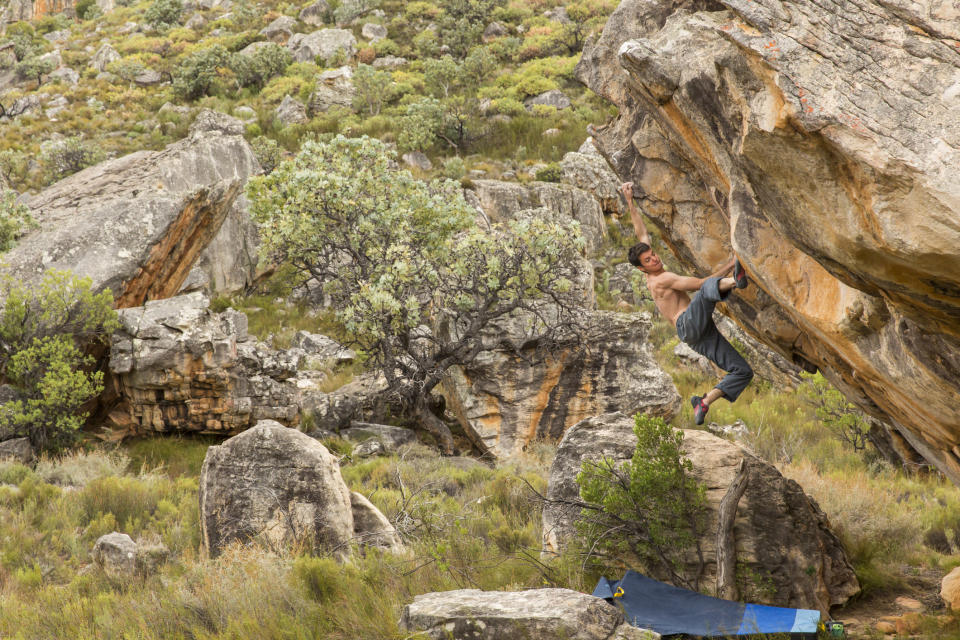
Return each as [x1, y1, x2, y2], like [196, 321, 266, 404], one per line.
[39, 136, 106, 183]
[352, 63, 391, 115]
[144, 0, 183, 30]
[250, 135, 283, 174]
[534, 162, 562, 183]
[333, 0, 381, 25]
[0, 271, 119, 453]
[357, 46, 375, 64]
[35, 14, 71, 35]
[576, 413, 708, 589]
[0, 189, 34, 252]
[74, 0, 100, 20]
[230, 44, 292, 91]
[172, 45, 231, 99]
[14, 56, 54, 84]
[441, 156, 464, 179]
[397, 97, 444, 152]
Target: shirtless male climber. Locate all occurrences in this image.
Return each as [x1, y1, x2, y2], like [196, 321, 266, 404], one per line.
[620, 182, 753, 425]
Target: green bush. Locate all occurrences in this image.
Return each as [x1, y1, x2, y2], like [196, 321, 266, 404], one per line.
[230, 44, 292, 91]
[0, 188, 35, 253]
[144, 0, 183, 30]
[250, 135, 283, 173]
[38, 136, 106, 183]
[172, 45, 231, 99]
[397, 97, 443, 152]
[14, 56, 54, 85]
[576, 413, 708, 589]
[534, 162, 563, 183]
[352, 63, 392, 115]
[0, 270, 119, 453]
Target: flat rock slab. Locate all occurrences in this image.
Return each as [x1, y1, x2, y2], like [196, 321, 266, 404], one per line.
[401, 588, 659, 640]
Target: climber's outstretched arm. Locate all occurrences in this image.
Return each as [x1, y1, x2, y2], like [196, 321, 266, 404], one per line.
[620, 182, 650, 245]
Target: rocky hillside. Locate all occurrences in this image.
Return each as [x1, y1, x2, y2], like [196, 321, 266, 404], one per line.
[580, 0, 960, 484]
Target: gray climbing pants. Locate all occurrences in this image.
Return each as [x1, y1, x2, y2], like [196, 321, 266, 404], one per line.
[675, 277, 754, 402]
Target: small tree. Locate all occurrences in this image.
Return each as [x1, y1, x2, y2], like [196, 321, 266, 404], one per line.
[39, 136, 106, 184]
[0, 271, 119, 452]
[144, 0, 183, 30]
[397, 97, 445, 152]
[230, 44, 292, 91]
[172, 45, 231, 99]
[247, 136, 586, 453]
[799, 371, 872, 453]
[0, 189, 35, 252]
[576, 414, 708, 590]
[351, 63, 392, 115]
[14, 55, 54, 86]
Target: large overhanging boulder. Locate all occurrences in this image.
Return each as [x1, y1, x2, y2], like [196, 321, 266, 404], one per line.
[3, 110, 261, 306]
[578, 0, 960, 483]
[542, 412, 859, 615]
[441, 310, 680, 457]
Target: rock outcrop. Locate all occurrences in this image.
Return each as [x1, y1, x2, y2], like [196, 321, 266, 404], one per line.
[442, 311, 680, 458]
[578, 0, 960, 483]
[92, 532, 169, 579]
[3, 110, 261, 305]
[198, 420, 402, 558]
[467, 180, 607, 256]
[401, 588, 659, 640]
[107, 292, 344, 435]
[542, 413, 859, 614]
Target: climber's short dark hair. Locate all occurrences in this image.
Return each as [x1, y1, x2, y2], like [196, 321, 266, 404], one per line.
[628, 243, 651, 267]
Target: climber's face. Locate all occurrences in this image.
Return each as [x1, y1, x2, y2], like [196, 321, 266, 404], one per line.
[637, 249, 662, 273]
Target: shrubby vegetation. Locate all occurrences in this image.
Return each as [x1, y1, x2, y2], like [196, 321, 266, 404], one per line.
[0, 188, 35, 252]
[248, 135, 587, 453]
[0, 271, 118, 452]
[576, 414, 708, 590]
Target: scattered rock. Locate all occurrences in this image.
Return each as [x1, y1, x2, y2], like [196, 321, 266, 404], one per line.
[91, 43, 120, 73]
[351, 491, 404, 552]
[43, 94, 69, 120]
[299, 0, 330, 26]
[372, 55, 408, 69]
[274, 94, 307, 126]
[260, 15, 297, 42]
[544, 6, 572, 24]
[96, 0, 115, 13]
[674, 341, 715, 375]
[43, 29, 70, 43]
[47, 66, 79, 86]
[288, 28, 356, 64]
[237, 41, 276, 57]
[543, 127, 561, 136]
[482, 21, 509, 42]
[401, 588, 659, 640]
[307, 65, 355, 114]
[361, 22, 387, 42]
[117, 22, 139, 34]
[402, 151, 433, 171]
[560, 150, 622, 215]
[706, 419, 749, 443]
[342, 422, 416, 451]
[133, 69, 163, 86]
[0, 438, 34, 464]
[92, 532, 137, 578]
[184, 12, 206, 29]
[542, 412, 859, 614]
[199, 420, 398, 558]
[524, 89, 571, 110]
[895, 596, 924, 612]
[37, 49, 62, 70]
[300, 372, 391, 431]
[233, 105, 257, 123]
[352, 439, 385, 457]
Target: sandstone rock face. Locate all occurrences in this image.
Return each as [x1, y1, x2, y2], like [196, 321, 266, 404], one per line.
[578, 0, 960, 484]
[342, 422, 416, 451]
[299, 0, 330, 26]
[442, 311, 680, 458]
[199, 421, 354, 558]
[524, 89, 571, 110]
[401, 588, 659, 640]
[92, 532, 137, 578]
[3, 110, 260, 305]
[542, 413, 859, 614]
[108, 292, 328, 434]
[468, 179, 607, 257]
[560, 150, 622, 215]
[260, 15, 297, 42]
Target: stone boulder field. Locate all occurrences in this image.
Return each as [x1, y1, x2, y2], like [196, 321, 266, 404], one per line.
[578, 0, 960, 483]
